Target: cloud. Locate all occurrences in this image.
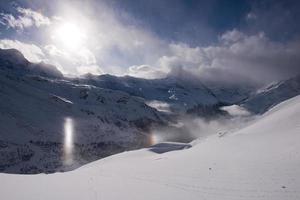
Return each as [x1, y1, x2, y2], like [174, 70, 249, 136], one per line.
[51, 1, 299, 84]
[154, 30, 300, 85]
[146, 100, 172, 113]
[48, 1, 168, 75]
[0, 39, 45, 63]
[76, 49, 97, 66]
[74, 49, 102, 75]
[44, 44, 102, 76]
[219, 29, 246, 44]
[1, 2, 298, 86]
[95, 21, 166, 75]
[44, 44, 66, 57]
[0, 39, 101, 76]
[76, 65, 102, 75]
[220, 105, 251, 117]
[128, 65, 166, 79]
[0, 7, 51, 30]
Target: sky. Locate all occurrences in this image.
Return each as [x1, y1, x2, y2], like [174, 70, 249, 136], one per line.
[0, 0, 300, 85]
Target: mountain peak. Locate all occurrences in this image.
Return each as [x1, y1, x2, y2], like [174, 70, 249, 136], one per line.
[0, 48, 63, 78]
[0, 48, 29, 65]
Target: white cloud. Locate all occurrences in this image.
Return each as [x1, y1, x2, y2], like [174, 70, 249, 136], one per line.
[44, 44, 102, 76]
[146, 100, 172, 113]
[0, 3, 166, 77]
[221, 105, 251, 116]
[51, 2, 169, 75]
[0, 7, 51, 30]
[0, 39, 101, 76]
[128, 65, 166, 79]
[0, 39, 45, 63]
[219, 29, 246, 44]
[76, 65, 102, 75]
[17, 7, 51, 27]
[76, 49, 97, 66]
[44, 44, 66, 57]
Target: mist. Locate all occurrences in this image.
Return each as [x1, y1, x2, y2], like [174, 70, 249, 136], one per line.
[150, 104, 256, 144]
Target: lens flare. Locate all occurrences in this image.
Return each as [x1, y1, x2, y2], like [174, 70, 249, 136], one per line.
[148, 133, 161, 146]
[63, 117, 74, 165]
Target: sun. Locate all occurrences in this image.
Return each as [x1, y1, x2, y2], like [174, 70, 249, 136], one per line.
[53, 22, 86, 50]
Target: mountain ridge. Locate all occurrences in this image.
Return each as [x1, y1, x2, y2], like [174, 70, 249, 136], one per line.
[1, 48, 300, 174]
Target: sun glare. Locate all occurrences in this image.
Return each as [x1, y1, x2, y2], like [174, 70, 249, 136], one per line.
[54, 22, 86, 50]
[63, 117, 74, 165]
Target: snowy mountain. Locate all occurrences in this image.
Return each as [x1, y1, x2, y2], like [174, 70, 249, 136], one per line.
[1, 48, 299, 174]
[77, 74, 217, 112]
[77, 72, 300, 117]
[241, 75, 300, 113]
[1, 95, 299, 200]
[0, 49, 166, 173]
[76, 73, 253, 115]
[0, 49, 63, 78]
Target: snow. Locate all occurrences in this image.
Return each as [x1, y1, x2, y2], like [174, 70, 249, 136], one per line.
[1, 95, 300, 199]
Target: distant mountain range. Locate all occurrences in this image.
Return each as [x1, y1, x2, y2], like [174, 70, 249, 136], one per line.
[77, 72, 253, 113]
[0, 48, 299, 174]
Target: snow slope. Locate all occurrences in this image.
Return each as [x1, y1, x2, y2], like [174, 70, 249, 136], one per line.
[1, 95, 299, 200]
